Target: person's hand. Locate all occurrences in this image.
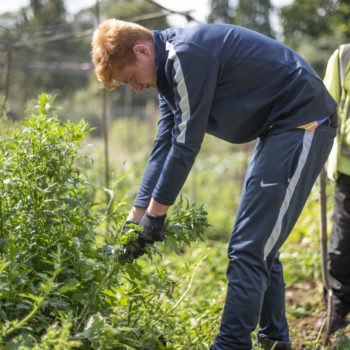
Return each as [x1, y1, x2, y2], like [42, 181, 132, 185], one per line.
[118, 221, 146, 262]
[138, 211, 166, 243]
[118, 212, 166, 262]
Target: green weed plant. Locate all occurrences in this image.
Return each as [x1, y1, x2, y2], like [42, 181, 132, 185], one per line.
[0, 94, 210, 349]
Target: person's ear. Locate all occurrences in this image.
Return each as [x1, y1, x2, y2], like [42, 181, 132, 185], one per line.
[133, 44, 150, 56]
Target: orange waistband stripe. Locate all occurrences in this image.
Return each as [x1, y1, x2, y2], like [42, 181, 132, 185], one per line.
[297, 120, 319, 131]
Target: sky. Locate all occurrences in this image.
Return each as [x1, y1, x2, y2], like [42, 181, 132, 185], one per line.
[0, 0, 294, 31]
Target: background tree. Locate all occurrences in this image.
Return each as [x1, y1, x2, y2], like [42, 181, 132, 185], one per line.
[0, 0, 91, 119]
[235, 0, 274, 37]
[208, 0, 231, 24]
[28, 0, 66, 27]
[208, 0, 275, 37]
[280, 0, 350, 76]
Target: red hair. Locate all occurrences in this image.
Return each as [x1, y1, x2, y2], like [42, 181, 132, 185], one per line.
[91, 19, 153, 89]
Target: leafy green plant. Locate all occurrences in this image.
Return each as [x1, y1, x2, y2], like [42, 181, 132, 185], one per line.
[0, 93, 101, 347]
[336, 330, 350, 350]
[0, 94, 210, 349]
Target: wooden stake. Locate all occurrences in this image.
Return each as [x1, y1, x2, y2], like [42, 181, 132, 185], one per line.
[318, 167, 333, 345]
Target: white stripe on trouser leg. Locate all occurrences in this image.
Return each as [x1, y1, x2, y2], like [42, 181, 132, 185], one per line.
[264, 130, 315, 259]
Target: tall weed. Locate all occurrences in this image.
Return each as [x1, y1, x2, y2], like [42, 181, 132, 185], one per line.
[0, 94, 210, 349]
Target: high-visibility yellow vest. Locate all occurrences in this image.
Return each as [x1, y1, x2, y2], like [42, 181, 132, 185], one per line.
[325, 44, 350, 180]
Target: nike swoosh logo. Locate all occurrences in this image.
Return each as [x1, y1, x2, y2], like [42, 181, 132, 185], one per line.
[260, 181, 279, 188]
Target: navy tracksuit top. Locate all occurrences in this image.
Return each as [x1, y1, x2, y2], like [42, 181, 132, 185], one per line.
[133, 24, 337, 208]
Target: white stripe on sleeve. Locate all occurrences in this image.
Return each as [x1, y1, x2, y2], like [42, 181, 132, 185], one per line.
[166, 41, 190, 144]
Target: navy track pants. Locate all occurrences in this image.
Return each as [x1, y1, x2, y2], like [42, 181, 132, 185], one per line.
[211, 121, 336, 349]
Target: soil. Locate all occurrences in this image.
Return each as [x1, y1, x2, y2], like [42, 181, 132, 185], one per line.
[285, 281, 350, 350]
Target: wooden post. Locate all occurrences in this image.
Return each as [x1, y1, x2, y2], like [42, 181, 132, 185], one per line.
[21, 71, 30, 116]
[318, 167, 333, 345]
[101, 89, 111, 216]
[95, 0, 111, 230]
[145, 99, 156, 146]
[124, 85, 133, 153]
[3, 49, 12, 106]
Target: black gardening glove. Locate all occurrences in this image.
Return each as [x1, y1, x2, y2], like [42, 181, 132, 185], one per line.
[138, 211, 166, 244]
[118, 220, 147, 262]
[118, 212, 166, 262]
